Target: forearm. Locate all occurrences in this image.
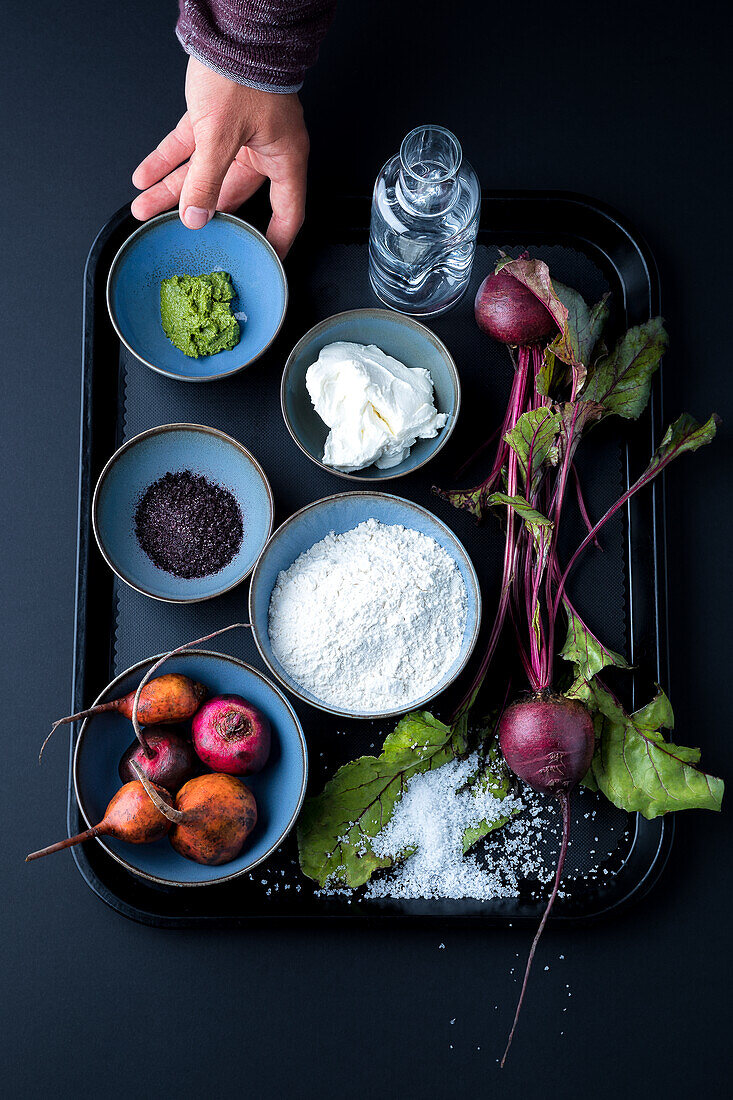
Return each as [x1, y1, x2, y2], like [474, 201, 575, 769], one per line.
[176, 0, 337, 92]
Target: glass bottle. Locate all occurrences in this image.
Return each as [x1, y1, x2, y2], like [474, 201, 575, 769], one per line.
[368, 125, 481, 316]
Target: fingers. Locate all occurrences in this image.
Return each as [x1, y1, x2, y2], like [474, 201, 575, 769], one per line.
[131, 163, 189, 221]
[131, 156, 265, 223]
[132, 115, 194, 190]
[217, 159, 266, 212]
[178, 121, 241, 229]
[266, 153, 308, 259]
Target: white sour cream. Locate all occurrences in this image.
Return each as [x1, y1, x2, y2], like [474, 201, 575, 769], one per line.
[305, 341, 447, 471]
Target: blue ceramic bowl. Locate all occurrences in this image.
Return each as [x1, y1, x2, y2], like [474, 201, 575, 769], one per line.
[107, 211, 288, 381]
[93, 424, 273, 602]
[73, 651, 307, 887]
[281, 309, 460, 481]
[249, 492, 481, 718]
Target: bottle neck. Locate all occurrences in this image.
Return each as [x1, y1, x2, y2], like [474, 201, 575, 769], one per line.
[396, 125, 462, 216]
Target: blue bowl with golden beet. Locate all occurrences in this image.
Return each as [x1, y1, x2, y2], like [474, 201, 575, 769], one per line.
[73, 651, 308, 887]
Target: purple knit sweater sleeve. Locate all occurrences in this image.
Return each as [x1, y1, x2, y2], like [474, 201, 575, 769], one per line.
[176, 0, 337, 92]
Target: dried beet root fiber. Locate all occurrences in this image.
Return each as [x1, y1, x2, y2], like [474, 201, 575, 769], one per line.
[134, 470, 243, 579]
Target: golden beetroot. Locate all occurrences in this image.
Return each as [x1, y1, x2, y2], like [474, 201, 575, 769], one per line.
[25, 781, 174, 862]
[171, 774, 258, 865]
[40, 673, 207, 760]
[132, 763, 257, 866]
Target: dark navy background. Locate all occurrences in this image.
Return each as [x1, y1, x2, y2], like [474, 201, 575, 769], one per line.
[2, 2, 731, 1095]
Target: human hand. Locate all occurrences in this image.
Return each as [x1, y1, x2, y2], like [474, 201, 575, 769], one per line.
[131, 56, 309, 258]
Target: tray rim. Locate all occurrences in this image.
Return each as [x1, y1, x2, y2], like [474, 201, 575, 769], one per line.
[68, 190, 674, 927]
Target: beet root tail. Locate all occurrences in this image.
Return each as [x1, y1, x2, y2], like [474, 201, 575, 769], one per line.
[38, 702, 119, 762]
[500, 791, 571, 1068]
[25, 825, 103, 861]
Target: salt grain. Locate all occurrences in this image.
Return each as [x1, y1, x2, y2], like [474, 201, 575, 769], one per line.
[364, 753, 554, 900]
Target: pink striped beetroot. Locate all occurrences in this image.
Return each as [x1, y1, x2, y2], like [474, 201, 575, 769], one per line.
[192, 695, 271, 776]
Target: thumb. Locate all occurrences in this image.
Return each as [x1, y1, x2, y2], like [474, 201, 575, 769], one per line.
[179, 125, 238, 229]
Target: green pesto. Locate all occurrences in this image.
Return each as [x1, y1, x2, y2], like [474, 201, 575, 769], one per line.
[160, 271, 241, 358]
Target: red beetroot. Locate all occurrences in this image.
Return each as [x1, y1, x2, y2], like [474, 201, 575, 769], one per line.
[474, 269, 557, 346]
[499, 696, 595, 795]
[192, 695, 271, 776]
[118, 727, 198, 791]
[497, 694, 595, 1066]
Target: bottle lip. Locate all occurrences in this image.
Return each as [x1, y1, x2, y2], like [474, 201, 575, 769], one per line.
[399, 125, 462, 184]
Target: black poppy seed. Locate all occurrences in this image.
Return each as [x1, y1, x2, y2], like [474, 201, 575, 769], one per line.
[134, 469, 243, 579]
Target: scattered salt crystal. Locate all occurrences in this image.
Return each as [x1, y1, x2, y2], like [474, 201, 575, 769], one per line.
[450, 1019, 456, 1025]
[438, 943, 445, 950]
[364, 753, 537, 900]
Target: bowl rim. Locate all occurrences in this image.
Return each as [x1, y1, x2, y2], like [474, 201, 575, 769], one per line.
[106, 210, 288, 382]
[248, 490, 482, 719]
[72, 649, 308, 888]
[91, 422, 274, 604]
[280, 307, 461, 481]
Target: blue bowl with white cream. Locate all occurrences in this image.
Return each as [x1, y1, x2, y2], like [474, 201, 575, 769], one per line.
[107, 211, 287, 382]
[280, 309, 460, 481]
[249, 491, 481, 719]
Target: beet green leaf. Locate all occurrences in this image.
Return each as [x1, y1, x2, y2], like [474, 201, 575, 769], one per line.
[581, 317, 668, 419]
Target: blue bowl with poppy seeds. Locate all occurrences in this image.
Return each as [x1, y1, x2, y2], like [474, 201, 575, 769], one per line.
[92, 424, 274, 603]
[106, 211, 288, 381]
[73, 651, 308, 887]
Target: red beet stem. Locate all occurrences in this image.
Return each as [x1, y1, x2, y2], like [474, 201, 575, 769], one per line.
[500, 791, 570, 1068]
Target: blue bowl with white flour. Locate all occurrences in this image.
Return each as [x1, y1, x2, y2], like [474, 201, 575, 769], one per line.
[249, 492, 481, 719]
[107, 211, 287, 381]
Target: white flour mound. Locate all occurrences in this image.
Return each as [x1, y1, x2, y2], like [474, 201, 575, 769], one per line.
[267, 518, 468, 712]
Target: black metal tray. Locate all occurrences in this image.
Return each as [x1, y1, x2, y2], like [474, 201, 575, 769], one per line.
[69, 191, 672, 926]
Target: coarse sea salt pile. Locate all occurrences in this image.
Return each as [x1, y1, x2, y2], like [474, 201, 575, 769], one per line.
[364, 753, 553, 901]
[268, 519, 468, 712]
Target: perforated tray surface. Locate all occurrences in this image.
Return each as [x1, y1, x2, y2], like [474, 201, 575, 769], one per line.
[70, 193, 671, 925]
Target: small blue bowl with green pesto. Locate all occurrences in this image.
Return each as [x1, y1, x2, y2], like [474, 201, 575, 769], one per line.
[92, 424, 274, 603]
[106, 211, 288, 382]
[281, 308, 460, 481]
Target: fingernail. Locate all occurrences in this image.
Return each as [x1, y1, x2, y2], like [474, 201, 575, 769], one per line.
[182, 206, 210, 229]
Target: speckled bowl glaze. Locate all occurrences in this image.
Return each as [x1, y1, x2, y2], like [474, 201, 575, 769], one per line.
[280, 308, 460, 481]
[93, 424, 273, 603]
[73, 651, 307, 887]
[249, 491, 481, 719]
[107, 211, 287, 381]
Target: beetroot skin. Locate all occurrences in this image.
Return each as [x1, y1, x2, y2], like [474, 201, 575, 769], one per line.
[118, 727, 198, 792]
[474, 270, 557, 346]
[192, 695, 271, 776]
[498, 695, 595, 794]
